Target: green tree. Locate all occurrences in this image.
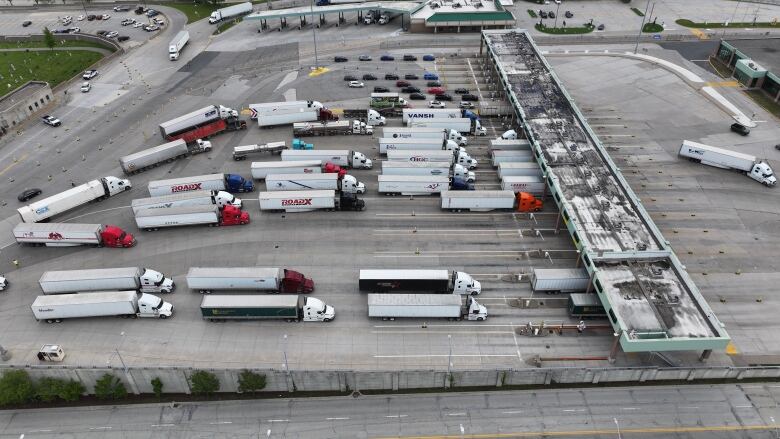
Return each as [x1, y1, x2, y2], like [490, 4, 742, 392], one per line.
[58, 380, 85, 402]
[237, 370, 267, 393]
[35, 377, 63, 402]
[43, 27, 55, 50]
[93, 374, 127, 400]
[189, 370, 220, 395]
[151, 377, 163, 398]
[0, 370, 36, 406]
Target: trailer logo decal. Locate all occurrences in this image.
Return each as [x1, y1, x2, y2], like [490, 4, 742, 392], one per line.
[171, 183, 202, 192]
[48, 232, 64, 240]
[282, 198, 313, 206]
[427, 184, 442, 190]
[35, 206, 50, 215]
[410, 156, 429, 162]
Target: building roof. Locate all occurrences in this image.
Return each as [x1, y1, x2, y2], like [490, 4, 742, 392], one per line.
[426, 11, 514, 22]
[0, 81, 50, 113]
[723, 38, 780, 76]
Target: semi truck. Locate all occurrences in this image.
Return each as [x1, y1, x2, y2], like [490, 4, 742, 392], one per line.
[31, 291, 173, 322]
[491, 150, 534, 167]
[568, 293, 606, 319]
[265, 173, 365, 194]
[402, 108, 462, 124]
[378, 138, 460, 155]
[336, 108, 387, 126]
[131, 190, 241, 214]
[168, 30, 189, 61]
[200, 295, 334, 322]
[39, 267, 174, 295]
[497, 162, 543, 178]
[381, 161, 475, 183]
[408, 118, 486, 136]
[232, 142, 287, 160]
[17, 176, 131, 223]
[185, 267, 314, 294]
[208, 1, 252, 23]
[148, 173, 254, 196]
[258, 189, 365, 212]
[378, 175, 472, 195]
[13, 223, 136, 248]
[359, 269, 481, 295]
[531, 268, 590, 294]
[381, 127, 467, 146]
[385, 149, 478, 170]
[501, 176, 546, 195]
[281, 149, 372, 169]
[119, 139, 212, 175]
[134, 205, 249, 230]
[490, 138, 531, 150]
[159, 105, 246, 143]
[440, 191, 542, 212]
[250, 160, 323, 180]
[369, 93, 409, 111]
[678, 140, 776, 186]
[257, 108, 338, 128]
[250, 100, 326, 118]
[292, 120, 372, 136]
[367, 294, 487, 321]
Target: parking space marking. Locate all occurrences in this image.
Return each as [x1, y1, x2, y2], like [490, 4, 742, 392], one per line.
[0, 153, 28, 176]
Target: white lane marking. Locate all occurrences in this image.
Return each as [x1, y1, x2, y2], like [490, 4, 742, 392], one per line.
[151, 424, 175, 427]
[622, 407, 639, 411]
[502, 410, 523, 414]
[374, 324, 521, 328]
[326, 417, 350, 420]
[385, 415, 408, 418]
[375, 354, 517, 358]
[62, 205, 130, 222]
[268, 419, 289, 422]
[563, 409, 585, 412]
[448, 413, 466, 416]
[735, 405, 753, 408]
[209, 421, 233, 425]
[678, 406, 700, 410]
[89, 426, 112, 430]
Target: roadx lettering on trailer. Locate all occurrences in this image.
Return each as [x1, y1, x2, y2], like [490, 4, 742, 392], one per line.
[172, 183, 203, 192]
[281, 198, 313, 206]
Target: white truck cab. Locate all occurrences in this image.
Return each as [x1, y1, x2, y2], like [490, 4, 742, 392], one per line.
[465, 297, 488, 321]
[341, 175, 366, 194]
[453, 164, 476, 183]
[0, 274, 7, 291]
[105, 176, 132, 195]
[750, 162, 777, 186]
[457, 150, 478, 170]
[453, 271, 481, 295]
[367, 109, 386, 126]
[215, 190, 242, 208]
[500, 129, 517, 140]
[302, 297, 335, 322]
[140, 269, 175, 293]
[137, 293, 174, 318]
[352, 151, 373, 169]
[474, 120, 487, 136]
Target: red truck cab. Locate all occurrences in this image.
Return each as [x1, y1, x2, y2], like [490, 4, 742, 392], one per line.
[101, 225, 136, 247]
[281, 269, 315, 293]
[323, 162, 347, 178]
[219, 205, 250, 226]
[517, 192, 542, 212]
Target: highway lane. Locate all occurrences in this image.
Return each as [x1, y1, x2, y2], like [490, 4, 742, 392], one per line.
[1, 384, 779, 438]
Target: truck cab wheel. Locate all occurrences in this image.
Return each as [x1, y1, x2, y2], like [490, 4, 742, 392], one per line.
[477, 317, 484, 321]
[160, 314, 168, 319]
[323, 318, 331, 322]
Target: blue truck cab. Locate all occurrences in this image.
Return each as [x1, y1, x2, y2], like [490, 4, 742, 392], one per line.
[451, 177, 474, 191]
[292, 138, 314, 150]
[461, 109, 479, 121]
[225, 174, 254, 193]
[423, 72, 439, 80]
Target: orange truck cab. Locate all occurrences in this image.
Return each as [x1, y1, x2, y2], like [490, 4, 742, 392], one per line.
[517, 192, 542, 212]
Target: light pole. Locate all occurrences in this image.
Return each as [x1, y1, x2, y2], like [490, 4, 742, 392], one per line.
[553, 1, 561, 29]
[309, 0, 319, 70]
[282, 334, 289, 374]
[633, 0, 651, 54]
[445, 334, 452, 389]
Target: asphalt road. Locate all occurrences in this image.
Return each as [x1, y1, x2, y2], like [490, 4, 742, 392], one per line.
[2, 384, 780, 438]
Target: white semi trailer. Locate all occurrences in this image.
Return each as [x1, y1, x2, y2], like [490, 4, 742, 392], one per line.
[17, 176, 131, 223]
[31, 291, 173, 322]
[491, 150, 534, 167]
[385, 149, 478, 169]
[39, 267, 174, 295]
[367, 294, 487, 321]
[381, 161, 475, 182]
[497, 162, 543, 178]
[678, 140, 776, 186]
[381, 127, 467, 146]
[258, 190, 365, 212]
[501, 176, 546, 195]
[251, 160, 323, 180]
[378, 137, 459, 155]
[131, 190, 241, 214]
[281, 149, 372, 169]
[531, 268, 590, 293]
[119, 139, 211, 175]
[265, 173, 365, 194]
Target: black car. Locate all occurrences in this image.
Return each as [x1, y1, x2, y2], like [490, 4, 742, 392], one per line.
[454, 88, 469, 94]
[461, 94, 479, 101]
[730, 122, 750, 136]
[117, 35, 130, 42]
[22, 20, 32, 27]
[343, 75, 358, 81]
[404, 74, 418, 80]
[427, 80, 441, 87]
[597, 24, 605, 30]
[334, 56, 348, 62]
[548, 11, 555, 18]
[17, 188, 42, 202]
[87, 14, 96, 20]
[539, 10, 548, 18]
[373, 86, 389, 93]
[380, 55, 395, 61]
[96, 30, 109, 36]
[362, 73, 377, 80]
[402, 86, 421, 93]
[437, 93, 453, 101]
[565, 11, 573, 18]
[409, 93, 426, 100]
[403, 54, 417, 61]
[384, 73, 399, 80]
[134, 6, 146, 14]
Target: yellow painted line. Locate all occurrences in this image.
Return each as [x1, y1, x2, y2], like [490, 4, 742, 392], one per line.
[372, 424, 775, 439]
[689, 28, 710, 40]
[705, 80, 739, 87]
[0, 153, 27, 176]
[309, 67, 330, 77]
[726, 341, 739, 355]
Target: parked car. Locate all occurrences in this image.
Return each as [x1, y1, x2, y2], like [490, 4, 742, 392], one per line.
[22, 20, 32, 27]
[106, 31, 119, 38]
[359, 54, 372, 61]
[82, 70, 98, 80]
[454, 87, 470, 94]
[428, 87, 445, 95]
[117, 35, 130, 42]
[52, 28, 69, 34]
[548, 11, 555, 18]
[144, 25, 159, 31]
[362, 73, 377, 80]
[87, 14, 96, 21]
[153, 18, 165, 25]
[730, 122, 750, 136]
[17, 188, 42, 202]
[101, 14, 111, 20]
[96, 30, 109, 35]
[429, 100, 445, 108]
[146, 9, 159, 17]
[565, 10, 573, 18]
[334, 56, 348, 62]
[404, 74, 418, 80]
[597, 24, 605, 30]
[461, 94, 479, 101]
[402, 86, 421, 93]
[540, 10, 548, 18]
[437, 93, 453, 101]
[459, 101, 475, 109]
[373, 86, 390, 93]
[61, 15, 72, 23]
[80, 82, 91, 93]
[132, 22, 144, 28]
[409, 93, 426, 100]
[380, 55, 395, 61]
[344, 74, 358, 81]
[348, 81, 365, 88]
[113, 5, 130, 11]
[423, 73, 438, 80]
[385, 73, 399, 80]
[121, 18, 134, 25]
[134, 5, 147, 14]
[41, 115, 61, 127]
[427, 80, 441, 87]
[395, 80, 410, 87]
[403, 54, 417, 61]
[67, 27, 80, 33]
[76, 15, 84, 20]
[423, 54, 435, 61]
